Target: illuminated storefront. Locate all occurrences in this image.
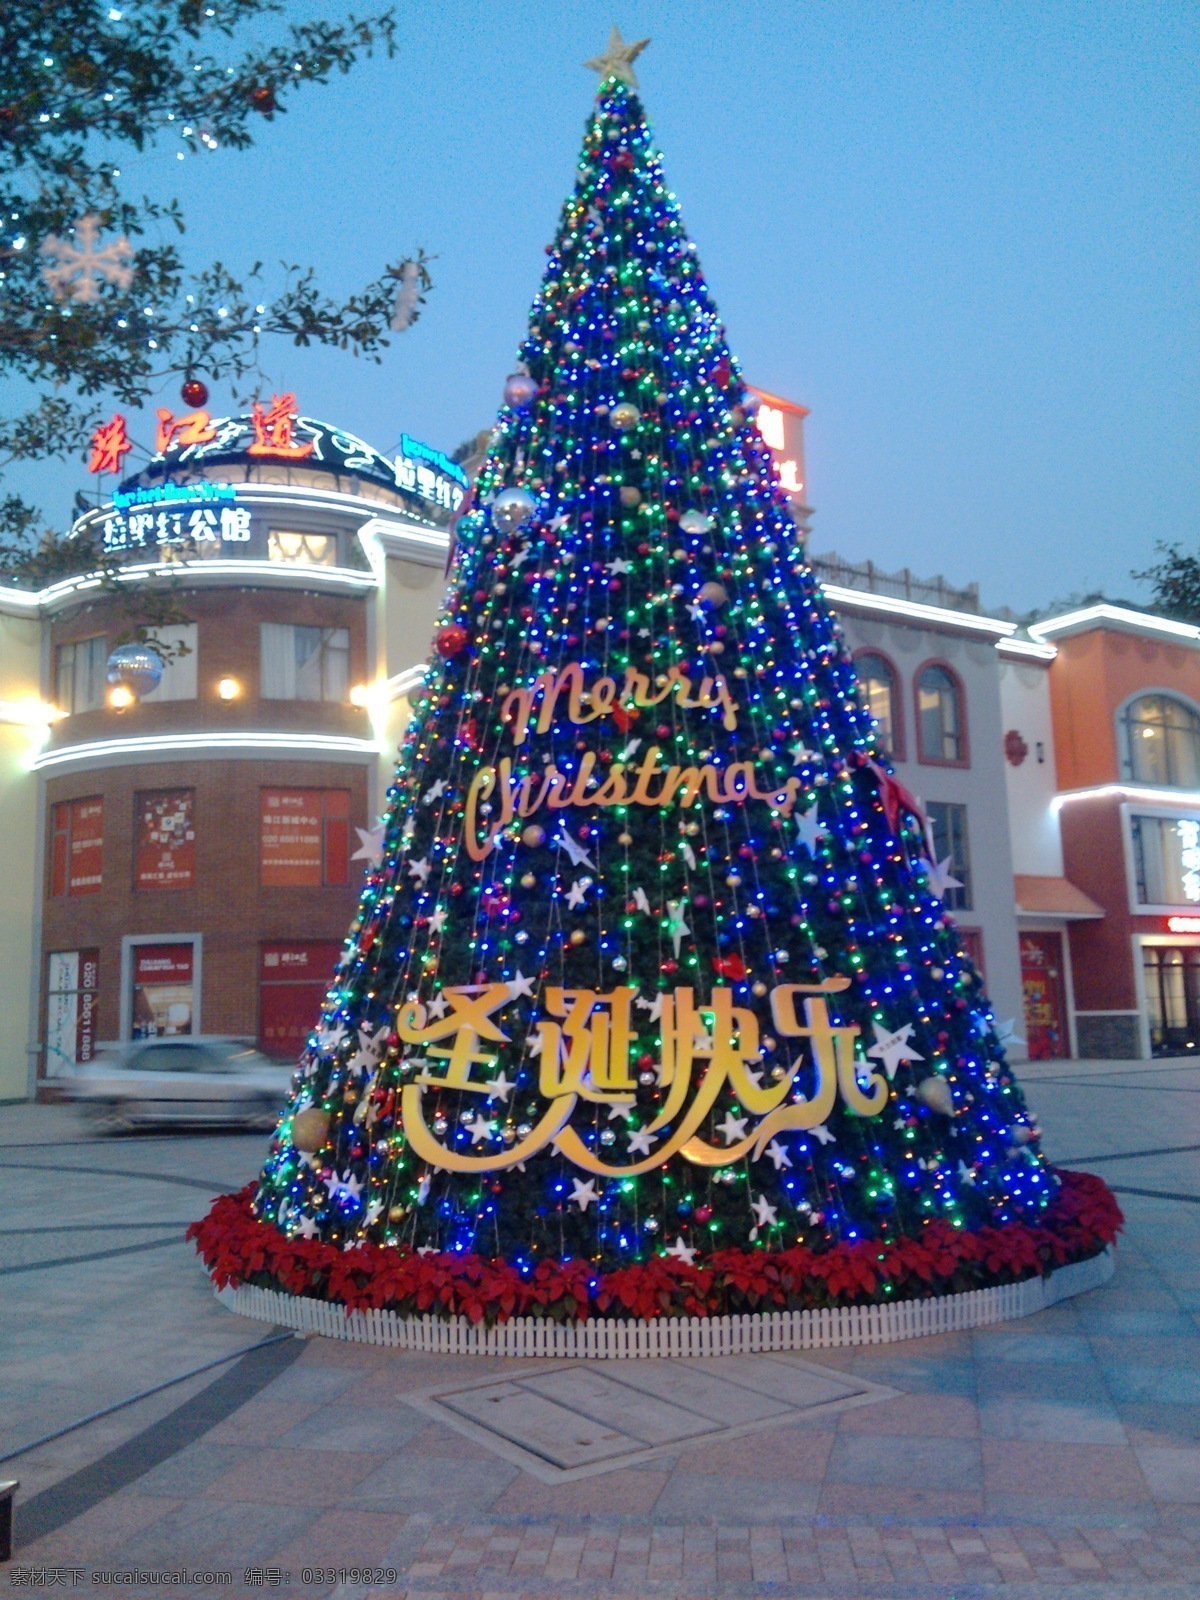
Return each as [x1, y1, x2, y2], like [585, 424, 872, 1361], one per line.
[0, 394, 455, 1094]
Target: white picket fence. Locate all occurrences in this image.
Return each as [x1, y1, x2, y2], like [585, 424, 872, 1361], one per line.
[215, 1245, 1113, 1357]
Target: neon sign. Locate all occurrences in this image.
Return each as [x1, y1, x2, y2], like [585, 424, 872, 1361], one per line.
[142, 403, 466, 519]
[88, 414, 133, 475]
[750, 391, 807, 501]
[1167, 915, 1200, 934]
[248, 393, 315, 460]
[155, 408, 217, 453]
[102, 481, 246, 554]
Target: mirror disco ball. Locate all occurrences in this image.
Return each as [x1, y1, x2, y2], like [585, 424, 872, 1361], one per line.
[106, 643, 165, 698]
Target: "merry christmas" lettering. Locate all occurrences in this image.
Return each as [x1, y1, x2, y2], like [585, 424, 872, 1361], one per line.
[464, 745, 800, 860]
[500, 662, 739, 745]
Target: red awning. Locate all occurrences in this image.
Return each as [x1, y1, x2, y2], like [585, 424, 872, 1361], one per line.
[1015, 874, 1104, 920]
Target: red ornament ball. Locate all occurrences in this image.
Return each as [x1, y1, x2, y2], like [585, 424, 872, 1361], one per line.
[181, 377, 208, 408]
[436, 623, 469, 658]
[695, 1205, 713, 1224]
[249, 85, 276, 113]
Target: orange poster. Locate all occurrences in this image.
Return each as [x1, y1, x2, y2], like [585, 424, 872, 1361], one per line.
[262, 789, 327, 887]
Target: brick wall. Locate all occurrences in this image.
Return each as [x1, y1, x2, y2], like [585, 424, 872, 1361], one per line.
[40, 755, 371, 1072]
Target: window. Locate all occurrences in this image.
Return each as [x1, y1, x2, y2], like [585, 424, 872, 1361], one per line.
[260, 788, 351, 886]
[1131, 813, 1200, 906]
[54, 635, 107, 714]
[131, 1043, 208, 1072]
[916, 664, 965, 764]
[260, 623, 350, 701]
[1144, 946, 1200, 1055]
[134, 789, 196, 890]
[925, 800, 972, 911]
[140, 625, 198, 704]
[268, 530, 337, 566]
[855, 652, 900, 756]
[50, 797, 104, 896]
[1122, 694, 1200, 788]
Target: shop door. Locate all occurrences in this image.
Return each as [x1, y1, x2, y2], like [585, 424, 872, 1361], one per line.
[131, 943, 195, 1039]
[259, 941, 343, 1060]
[1143, 946, 1200, 1056]
[1020, 932, 1068, 1059]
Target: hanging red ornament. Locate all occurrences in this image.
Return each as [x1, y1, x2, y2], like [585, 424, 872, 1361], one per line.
[713, 954, 748, 979]
[435, 623, 469, 658]
[249, 85, 277, 114]
[181, 377, 209, 408]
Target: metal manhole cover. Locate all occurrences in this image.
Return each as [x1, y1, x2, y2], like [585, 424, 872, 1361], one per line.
[403, 1354, 900, 1482]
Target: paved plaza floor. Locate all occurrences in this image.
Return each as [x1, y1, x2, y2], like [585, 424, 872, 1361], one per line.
[3, 1056, 1200, 1598]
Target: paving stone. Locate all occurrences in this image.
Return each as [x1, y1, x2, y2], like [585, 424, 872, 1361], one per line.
[16, 1072, 1200, 1595]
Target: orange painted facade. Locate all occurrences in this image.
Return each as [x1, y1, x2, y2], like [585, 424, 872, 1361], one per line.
[1045, 619, 1200, 1057]
[1049, 628, 1200, 790]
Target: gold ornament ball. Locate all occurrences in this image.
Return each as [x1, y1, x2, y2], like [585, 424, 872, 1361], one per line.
[388, 1203, 408, 1222]
[619, 485, 642, 507]
[291, 1106, 331, 1152]
[569, 929, 587, 946]
[699, 581, 729, 608]
[618, 832, 633, 845]
[520, 872, 536, 888]
[915, 1076, 955, 1116]
[752, 980, 768, 997]
[521, 824, 546, 847]
[610, 401, 641, 431]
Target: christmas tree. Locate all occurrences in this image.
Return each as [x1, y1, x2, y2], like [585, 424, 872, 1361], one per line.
[199, 34, 1119, 1320]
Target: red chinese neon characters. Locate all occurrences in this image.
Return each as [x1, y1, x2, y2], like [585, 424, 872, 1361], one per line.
[88, 414, 133, 475]
[247, 393, 313, 460]
[155, 408, 217, 454]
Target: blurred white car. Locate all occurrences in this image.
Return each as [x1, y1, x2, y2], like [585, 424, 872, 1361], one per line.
[67, 1038, 294, 1133]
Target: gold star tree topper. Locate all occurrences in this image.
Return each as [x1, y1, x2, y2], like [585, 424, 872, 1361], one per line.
[584, 26, 651, 89]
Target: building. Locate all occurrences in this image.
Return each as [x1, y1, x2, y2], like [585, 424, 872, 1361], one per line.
[1026, 605, 1200, 1059]
[0, 396, 462, 1100]
[810, 550, 1030, 1047]
[3, 386, 1192, 1097]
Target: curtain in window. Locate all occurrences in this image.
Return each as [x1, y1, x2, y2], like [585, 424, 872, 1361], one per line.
[260, 623, 297, 699]
[141, 625, 198, 703]
[295, 627, 326, 700]
[322, 629, 349, 701]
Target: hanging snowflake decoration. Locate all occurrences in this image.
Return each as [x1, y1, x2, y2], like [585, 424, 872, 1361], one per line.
[40, 214, 134, 304]
[389, 260, 422, 331]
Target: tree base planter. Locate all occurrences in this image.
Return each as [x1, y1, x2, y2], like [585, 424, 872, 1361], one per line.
[215, 1245, 1114, 1357]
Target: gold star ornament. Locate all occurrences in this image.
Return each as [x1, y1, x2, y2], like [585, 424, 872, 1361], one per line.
[584, 26, 651, 89]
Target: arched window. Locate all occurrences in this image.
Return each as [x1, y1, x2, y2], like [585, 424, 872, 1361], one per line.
[916, 663, 965, 764]
[855, 651, 900, 757]
[1122, 694, 1200, 787]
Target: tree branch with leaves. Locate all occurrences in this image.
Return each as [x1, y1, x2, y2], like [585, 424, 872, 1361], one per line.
[0, 0, 430, 575]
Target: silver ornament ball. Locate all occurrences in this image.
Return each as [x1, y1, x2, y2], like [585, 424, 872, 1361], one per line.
[503, 372, 538, 409]
[492, 487, 538, 534]
[106, 643, 164, 698]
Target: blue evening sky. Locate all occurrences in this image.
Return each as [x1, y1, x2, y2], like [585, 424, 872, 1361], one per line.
[23, 1, 1199, 616]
